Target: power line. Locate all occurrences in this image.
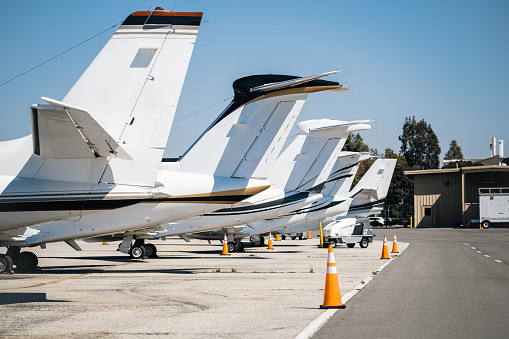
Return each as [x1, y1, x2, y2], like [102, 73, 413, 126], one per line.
[0, 21, 123, 88]
[174, 96, 234, 123]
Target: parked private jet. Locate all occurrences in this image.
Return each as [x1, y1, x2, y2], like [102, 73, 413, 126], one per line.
[0, 8, 204, 272]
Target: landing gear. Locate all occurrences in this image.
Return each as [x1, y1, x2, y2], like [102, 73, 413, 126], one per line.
[227, 241, 245, 253]
[5, 246, 38, 271]
[17, 252, 38, 271]
[227, 243, 235, 253]
[250, 236, 265, 247]
[126, 239, 158, 259]
[0, 254, 13, 274]
[144, 243, 158, 258]
[129, 245, 146, 259]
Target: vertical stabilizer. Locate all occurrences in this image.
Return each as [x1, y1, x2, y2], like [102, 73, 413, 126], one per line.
[320, 152, 370, 197]
[276, 119, 374, 192]
[178, 74, 348, 179]
[349, 159, 397, 202]
[60, 9, 202, 186]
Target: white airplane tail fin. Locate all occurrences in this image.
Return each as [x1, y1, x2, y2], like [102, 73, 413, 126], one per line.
[349, 158, 397, 203]
[320, 152, 371, 198]
[29, 9, 203, 186]
[269, 119, 374, 192]
[177, 73, 349, 179]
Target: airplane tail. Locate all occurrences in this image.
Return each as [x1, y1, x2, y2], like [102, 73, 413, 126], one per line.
[268, 120, 374, 192]
[29, 8, 202, 187]
[176, 73, 349, 179]
[349, 159, 397, 203]
[320, 152, 371, 198]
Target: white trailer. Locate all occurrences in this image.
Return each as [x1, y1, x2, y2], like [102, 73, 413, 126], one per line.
[479, 188, 509, 228]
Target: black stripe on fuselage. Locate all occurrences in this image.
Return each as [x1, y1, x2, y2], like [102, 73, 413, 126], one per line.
[277, 199, 345, 218]
[0, 199, 144, 212]
[203, 191, 313, 216]
[348, 199, 385, 212]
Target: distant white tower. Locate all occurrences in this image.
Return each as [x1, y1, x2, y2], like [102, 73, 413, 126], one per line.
[491, 137, 497, 157]
[499, 140, 504, 158]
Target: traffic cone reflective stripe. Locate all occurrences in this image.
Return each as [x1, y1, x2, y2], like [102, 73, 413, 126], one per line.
[391, 233, 399, 253]
[221, 234, 230, 256]
[267, 232, 274, 250]
[381, 234, 390, 259]
[320, 245, 345, 309]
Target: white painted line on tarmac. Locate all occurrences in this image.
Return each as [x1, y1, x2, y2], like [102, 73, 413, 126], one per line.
[471, 247, 476, 249]
[463, 243, 470, 246]
[495, 260, 502, 263]
[477, 251, 482, 253]
[485, 255, 490, 258]
[294, 309, 338, 339]
[295, 243, 409, 339]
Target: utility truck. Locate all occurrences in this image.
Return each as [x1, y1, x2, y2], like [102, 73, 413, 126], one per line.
[322, 217, 373, 248]
[479, 188, 509, 228]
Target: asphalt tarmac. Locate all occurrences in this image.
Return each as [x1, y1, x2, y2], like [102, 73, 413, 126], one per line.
[0, 236, 406, 338]
[313, 227, 509, 339]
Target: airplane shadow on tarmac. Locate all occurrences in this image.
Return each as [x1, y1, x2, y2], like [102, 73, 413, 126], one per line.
[0, 293, 69, 305]
[14, 266, 213, 275]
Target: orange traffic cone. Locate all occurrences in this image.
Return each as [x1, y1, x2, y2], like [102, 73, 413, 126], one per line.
[102, 242, 109, 245]
[275, 234, 281, 241]
[391, 233, 399, 253]
[307, 231, 312, 239]
[320, 245, 346, 309]
[221, 234, 231, 256]
[381, 234, 390, 259]
[267, 232, 274, 250]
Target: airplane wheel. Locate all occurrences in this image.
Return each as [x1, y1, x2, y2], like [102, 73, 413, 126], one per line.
[359, 238, 369, 248]
[0, 254, 13, 274]
[144, 244, 158, 258]
[291, 236, 296, 240]
[298, 235, 303, 240]
[237, 242, 245, 252]
[228, 243, 236, 253]
[130, 246, 146, 259]
[281, 235, 286, 240]
[259, 236, 265, 246]
[17, 252, 38, 271]
[251, 239, 261, 247]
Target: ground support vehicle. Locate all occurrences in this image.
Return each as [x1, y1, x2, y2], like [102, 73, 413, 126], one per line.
[479, 188, 509, 228]
[323, 217, 373, 248]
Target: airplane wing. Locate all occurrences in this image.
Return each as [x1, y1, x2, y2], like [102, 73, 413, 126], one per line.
[31, 97, 131, 159]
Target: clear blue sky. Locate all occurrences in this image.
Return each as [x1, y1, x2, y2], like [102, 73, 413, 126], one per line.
[1, 0, 508, 160]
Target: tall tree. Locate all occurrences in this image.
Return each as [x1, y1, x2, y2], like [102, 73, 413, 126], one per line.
[383, 148, 413, 220]
[398, 116, 441, 169]
[344, 133, 370, 152]
[444, 140, 463, 160]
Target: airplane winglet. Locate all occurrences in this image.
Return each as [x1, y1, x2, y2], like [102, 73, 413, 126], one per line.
[250, 70, 343, 93]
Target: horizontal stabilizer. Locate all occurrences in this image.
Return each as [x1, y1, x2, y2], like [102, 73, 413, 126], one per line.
[250, 70, 342, 93]
[309, 120, 374, 132]
[32, 97, 131, 160]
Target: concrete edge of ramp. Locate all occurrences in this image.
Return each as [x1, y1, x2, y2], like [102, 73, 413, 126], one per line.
[295, 242, 409, 339]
